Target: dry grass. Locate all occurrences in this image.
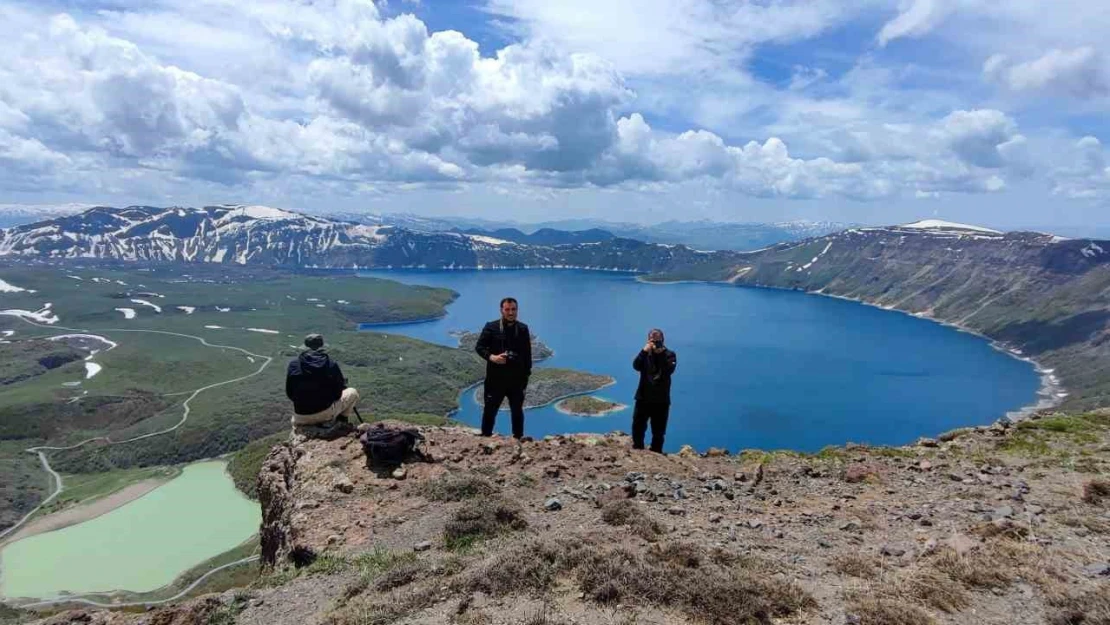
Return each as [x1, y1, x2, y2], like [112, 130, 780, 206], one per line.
[972, 519, 1031, 540]
[830, 553, 882, 579]
[848, 597, 936, 625]
[1062, 514, 1110, 534]
[1047, 586, 1110, 625]
[462, 537, 812, 624]
[462, 537, 590, 596]
[326, 589, 438, 625]
[575, 545, 815, 624]
[599, 499, 638, 525]
[1083, 479, 1110, 505]
[341, 550, 420, 601]
[898, 568, 971, 613]
[418, 473, 498, 502]
[930, 547, 1015, 589]
[516, 604, 569, 625]
[599, 499, 663, 541]
[374, 560, 429, 591]
[444, 497, 527, 549]
[648, 542, 702, 569]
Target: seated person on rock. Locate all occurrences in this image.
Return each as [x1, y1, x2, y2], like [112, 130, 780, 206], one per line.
[286, 333, 360, 427]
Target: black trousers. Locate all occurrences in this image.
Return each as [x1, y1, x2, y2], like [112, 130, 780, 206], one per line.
[632, 401, 670, 452]
[481, 382, 526, 438]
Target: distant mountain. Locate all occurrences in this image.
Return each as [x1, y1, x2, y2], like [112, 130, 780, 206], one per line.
[318, 210, 851, 251]
[0, 205, 721, 274]
[0, 204, 94, 228]
[610, 220, 855, 251]
[452, 227, 616, 246]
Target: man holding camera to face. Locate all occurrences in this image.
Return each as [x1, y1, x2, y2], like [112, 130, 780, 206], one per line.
[632, 328, 677, 453]
[475, 297, 532, 439]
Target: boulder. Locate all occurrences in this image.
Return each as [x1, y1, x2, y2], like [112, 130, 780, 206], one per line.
[843, 463, 881, 484]
[677, 445, 699, 459]
[333, 475, 354, 494]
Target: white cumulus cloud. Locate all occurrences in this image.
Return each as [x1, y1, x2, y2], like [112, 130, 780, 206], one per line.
[983, 47, 1109, 98]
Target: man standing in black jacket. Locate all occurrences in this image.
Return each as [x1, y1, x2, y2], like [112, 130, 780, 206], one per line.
[632, 328, 677, 453]
[475, 297, 532, 439]
[286, 334, 360, 426]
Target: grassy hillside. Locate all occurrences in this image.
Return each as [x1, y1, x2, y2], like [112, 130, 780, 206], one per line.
[0, 260, 482, 530]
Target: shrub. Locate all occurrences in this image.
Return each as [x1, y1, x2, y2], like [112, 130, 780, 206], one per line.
[444, 497, 527, 549]
[463, 537, 589, 596]
[830, 553, 881, 579]
[599, 499, 663, 540]
[847, 598, 935, 625]
[575, 544, 815, 624]
[1047, 586, 1110, 625]
[1083, 479, 1110, 505]
[418, 473, 498, 502]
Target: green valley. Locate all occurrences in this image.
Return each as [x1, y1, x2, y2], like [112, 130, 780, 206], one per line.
[0, 260, 483, 533]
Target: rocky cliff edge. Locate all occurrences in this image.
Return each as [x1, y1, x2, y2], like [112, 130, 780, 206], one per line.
[31, 414, 1110, 625]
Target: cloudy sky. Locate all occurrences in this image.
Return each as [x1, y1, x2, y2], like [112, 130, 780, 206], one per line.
[0, 0, 1107, 229]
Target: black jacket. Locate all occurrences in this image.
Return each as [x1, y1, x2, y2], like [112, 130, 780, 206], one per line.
[475, 319, 532, 387]
[286, 350, 346, 415]
[633, 347, 677, 404]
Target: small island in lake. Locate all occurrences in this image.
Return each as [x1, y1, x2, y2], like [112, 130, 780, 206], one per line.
[555, 395, 627, 417]
[451, 330, 555, 361]
[475, 368, 614, 411]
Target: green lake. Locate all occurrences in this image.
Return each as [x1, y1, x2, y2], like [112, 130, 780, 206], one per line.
[0, 460, 259, 600]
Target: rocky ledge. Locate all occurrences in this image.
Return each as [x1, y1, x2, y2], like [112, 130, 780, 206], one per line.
[28, 411, 1110, 625]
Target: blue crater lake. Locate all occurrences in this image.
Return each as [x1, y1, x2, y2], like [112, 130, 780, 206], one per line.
[359, 270, 1041, 453]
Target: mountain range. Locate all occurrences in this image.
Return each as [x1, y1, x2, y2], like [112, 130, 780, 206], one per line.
[322, 210, 851, 251]
[2, 206, 1109, 411]
[0, 205, 727, 273]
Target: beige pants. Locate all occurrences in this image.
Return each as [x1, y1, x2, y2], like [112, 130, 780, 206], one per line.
[292, 388, 360, 426]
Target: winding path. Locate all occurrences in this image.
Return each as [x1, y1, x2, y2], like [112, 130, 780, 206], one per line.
[0, 316, 274, 607]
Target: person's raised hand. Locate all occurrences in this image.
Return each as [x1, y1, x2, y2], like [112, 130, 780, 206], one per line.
[643, 341, 654, 353]
[490, 353, 508, 365]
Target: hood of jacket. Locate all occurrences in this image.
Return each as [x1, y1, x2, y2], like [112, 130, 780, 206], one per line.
[298, 349, 332, 372]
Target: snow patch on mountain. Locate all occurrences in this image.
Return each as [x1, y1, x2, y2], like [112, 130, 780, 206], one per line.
[799, 241, 834, 271]
[468, 235, 513, 246]
[115, 308, 136, 319]
[218, 205, 300, 221]
[0, 278, 33, 293]
[1082, 243, 1106, 258]
[85, 362, 102, 379]
[0, 303, 59, 324]
[900, 220, 1002, 234]
[130, 299, 162, 313]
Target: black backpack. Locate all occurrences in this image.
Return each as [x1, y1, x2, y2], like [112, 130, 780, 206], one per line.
[359, 427, 424, 466]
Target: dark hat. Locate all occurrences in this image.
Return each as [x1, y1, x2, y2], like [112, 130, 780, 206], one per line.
[304, 333, 324, 350]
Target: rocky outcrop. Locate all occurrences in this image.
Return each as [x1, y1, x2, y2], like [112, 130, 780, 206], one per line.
[24, 410, 1110, 625]
[257, 442, 303, 571]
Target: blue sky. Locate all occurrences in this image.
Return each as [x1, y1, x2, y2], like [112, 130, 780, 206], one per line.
[0, 0, 1107, 229]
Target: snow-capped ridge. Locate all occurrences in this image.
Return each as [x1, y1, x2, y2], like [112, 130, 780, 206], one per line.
[899, 219, 1002, 234]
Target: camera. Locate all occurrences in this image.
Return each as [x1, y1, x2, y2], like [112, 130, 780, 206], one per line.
[504, 350, 518, 362]
[650, 339, 662, 348]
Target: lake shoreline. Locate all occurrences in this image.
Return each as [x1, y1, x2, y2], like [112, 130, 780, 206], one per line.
[554, 396, 629, 417]
[639, 273, 1064, 424]
[0, 478, 169, 548]
[0, 460, 258, 602]
[473, 378, 617, 413]
[367, 268, 1046, 450]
